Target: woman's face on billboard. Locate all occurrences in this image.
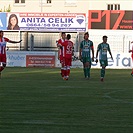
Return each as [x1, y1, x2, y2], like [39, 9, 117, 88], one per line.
[10, 17, 17, 26]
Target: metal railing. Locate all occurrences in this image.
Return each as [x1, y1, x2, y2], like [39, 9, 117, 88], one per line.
[4, 31, 132, 53]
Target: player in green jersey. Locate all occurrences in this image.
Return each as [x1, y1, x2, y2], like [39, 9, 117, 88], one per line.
[79, 32, 94, 79]
[96, 35, 113, 82]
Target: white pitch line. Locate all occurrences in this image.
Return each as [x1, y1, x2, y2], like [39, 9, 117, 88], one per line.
[103, 89, 133, 105]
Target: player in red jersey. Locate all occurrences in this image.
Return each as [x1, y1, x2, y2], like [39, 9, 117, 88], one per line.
[57, 32, 66, 78]
[0, 30, 22, 78]
[129, 41, 133, 76]
[61, 34, 74, 80]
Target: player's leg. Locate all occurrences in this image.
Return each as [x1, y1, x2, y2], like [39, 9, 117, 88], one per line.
[86, 57, 92, 78]
[67, 58, 72, 76]
[66, 65, 70, 78]
[80, 56, 88, 78]
[0, 54, 6, 78]
[83, 56, 91, 79]
[62, 58, 68, 80]
[83, 61, 90, 79]
[66, 58, 71, 80]
[0, 55, 2, 73]
[100, 60, 106, 81]
[65, 65, 69, 80]
[131, 54, 133, 76]
[63, 66, 67, 80]
[60, 65, 64, 77]
[60, 57, 65, 78]
[85, 61, 90, 79]
[0, 61, 2, 78]
[100, 66, 105, 82]
[82, 57, 86, 78]
[83, 62, 87, 78]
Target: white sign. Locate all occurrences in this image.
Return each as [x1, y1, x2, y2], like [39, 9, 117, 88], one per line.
[6, 51, 133, 69]
[71, 52, 132, 69]
[7, 13, 86, 32]
[7, 51, 56, 67]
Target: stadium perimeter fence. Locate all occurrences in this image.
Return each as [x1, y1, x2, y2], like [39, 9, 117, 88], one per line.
[4, 31, 132, 53]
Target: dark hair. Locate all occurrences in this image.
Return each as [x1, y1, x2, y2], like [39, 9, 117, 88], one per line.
[0, 30, 3, 33]
[61, 32, 66, 35]
[84, 32, 89, 36]
[67, 34, 71, 40]
[84, 32, 89, 39]
[7, 14, 20, 30]
[103, 35, 108, 39]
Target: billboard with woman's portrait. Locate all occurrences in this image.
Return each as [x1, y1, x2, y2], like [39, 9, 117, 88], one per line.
[7, 13, 20, 30]
[6, 12, 86, 32]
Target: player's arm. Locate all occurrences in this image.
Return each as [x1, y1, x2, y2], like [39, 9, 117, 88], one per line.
[71, 42, 74, 56]
[72, 46, 74, 56]
[8, 39, 22, 43]
[56, 40, 62, 60]
[57, 48, 60, 60]
[129, 41, 133, 52]
[79, 48, 82, 60]
[95, 50, 99, 63]
[108, 45, 113, 60]
[95, 44, 100, 63]
[79, 42, 82, 60]
[91, 43, 94, 61]
[129, 50, 133, 53]
[56, 40, 62, 48]
[109, 50, 113, 60]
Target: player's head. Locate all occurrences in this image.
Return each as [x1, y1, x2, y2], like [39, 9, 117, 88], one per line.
[103, 35, 108, 43]
[61, 32, 66, 40]
[0, 30, 3, 37]
[67, 34, 71, 40]
[84, 32, 89, 40]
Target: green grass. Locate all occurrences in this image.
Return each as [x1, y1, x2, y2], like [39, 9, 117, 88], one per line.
[0, 67, 133, 133]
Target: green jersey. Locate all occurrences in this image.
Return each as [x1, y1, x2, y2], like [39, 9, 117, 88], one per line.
[80, 40, 93, 58]
[97, 43, 111, 60]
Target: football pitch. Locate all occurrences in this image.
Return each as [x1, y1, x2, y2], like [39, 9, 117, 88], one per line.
[0, 67, 133, 133]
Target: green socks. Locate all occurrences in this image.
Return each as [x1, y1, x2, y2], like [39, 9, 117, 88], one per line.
[84, 67, 90, 78]
[101, 68, 105, 78]
[87, 68, 90, 78]
[83, 68, 86, 77]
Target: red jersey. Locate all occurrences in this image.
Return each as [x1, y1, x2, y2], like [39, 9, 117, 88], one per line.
[62, 40, 73, 58]
[57, 39, 65, 61]
[0, 37, 9, 54]
[57, 39, 65, 47]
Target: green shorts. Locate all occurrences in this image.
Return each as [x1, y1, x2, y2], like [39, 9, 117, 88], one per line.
[100, 60, 108, 67]
[81, 57, 91, 64]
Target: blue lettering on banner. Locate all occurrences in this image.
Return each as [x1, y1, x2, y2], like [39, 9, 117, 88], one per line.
[21, 18, 74, 24]
[55, 18, 59, 23]
[21, 18, 46, 23]
[19, 15, 86, 31]
[7, 62, 14, 66]
[91, 53, 131, 68]
[7, 55, 25, 60]
[108, 57, 114, 66]
[48, 18, 54, 23]
[48, 18, 74, 23]
[116, 54, 130, 66]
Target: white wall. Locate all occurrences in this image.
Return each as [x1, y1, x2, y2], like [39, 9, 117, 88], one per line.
[0, 0, 133, 13]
